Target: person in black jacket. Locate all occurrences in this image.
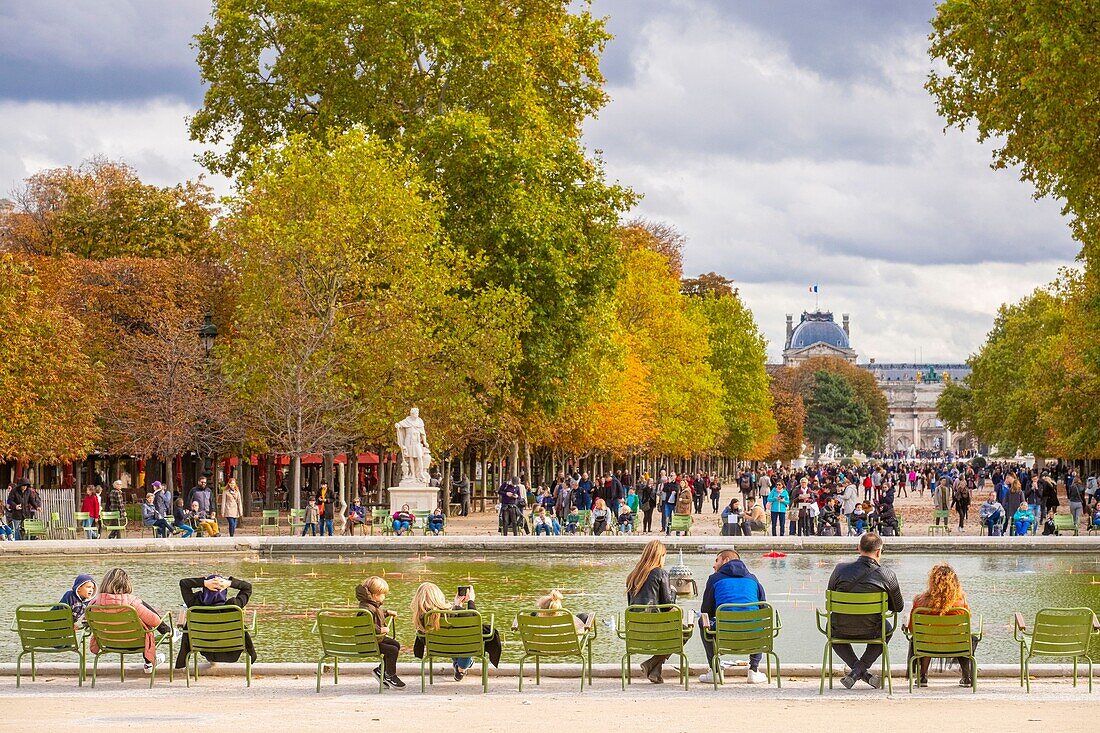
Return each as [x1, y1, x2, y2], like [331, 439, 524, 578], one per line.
[5, 478, 39, 541]
[625, 539, 677, 683]
[174, 574, 256, 669]
[826, 533, 904, 689]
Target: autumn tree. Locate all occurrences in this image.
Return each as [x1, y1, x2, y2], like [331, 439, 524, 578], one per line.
[681, 272, 735, 298]
[765, 374, 806, 462]
[223, 131, 523, 507]
[689, 292, 776, 458]
[0, 158, 217, 259]
[0, 256, 102, 461]
[190, 1, 631, 416]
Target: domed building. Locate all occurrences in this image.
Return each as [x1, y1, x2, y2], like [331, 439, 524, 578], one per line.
[782, 311, 857, 366]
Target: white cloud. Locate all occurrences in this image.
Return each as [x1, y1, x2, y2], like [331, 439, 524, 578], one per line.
[0, 98, 229, 197]
[583, 3, 1079, 362]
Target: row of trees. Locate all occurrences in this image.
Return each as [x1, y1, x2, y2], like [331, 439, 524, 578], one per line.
[928, 0, 1100, 459]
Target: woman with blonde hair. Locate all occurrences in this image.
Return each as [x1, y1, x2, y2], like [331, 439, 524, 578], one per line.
[535, 589, 590, 631]
[907, 563, 977, 687]
[411, 582, 480, 681]
[90, 568, 174, 674]
[221, 478, 244, 537]
[625, 539, 676, 683]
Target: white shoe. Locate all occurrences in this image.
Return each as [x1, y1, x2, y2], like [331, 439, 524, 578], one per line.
[747, 669, 768, 684]
[699, 670, 718, 684]
[143, 653, 166, 673]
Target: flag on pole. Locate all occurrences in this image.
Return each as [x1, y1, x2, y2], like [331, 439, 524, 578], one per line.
[808, 284, 818, 293]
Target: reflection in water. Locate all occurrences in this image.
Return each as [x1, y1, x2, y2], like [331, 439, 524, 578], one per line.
[1, 553, 1097, 664]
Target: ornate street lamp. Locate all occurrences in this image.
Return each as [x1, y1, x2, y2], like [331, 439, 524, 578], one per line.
[198, 313, 218, 357]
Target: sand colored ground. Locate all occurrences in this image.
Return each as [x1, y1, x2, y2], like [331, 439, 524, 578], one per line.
[3, 672, 1098, 733]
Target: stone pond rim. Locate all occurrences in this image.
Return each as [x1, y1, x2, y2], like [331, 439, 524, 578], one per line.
[1, 535, 1097, 557]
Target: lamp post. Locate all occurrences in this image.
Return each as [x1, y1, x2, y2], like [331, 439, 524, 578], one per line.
[197, 313, 218, 482]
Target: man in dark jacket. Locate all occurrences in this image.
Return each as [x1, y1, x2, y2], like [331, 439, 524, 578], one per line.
[498, 476, 521, 536]
[698, 550, 769, 684]
[826, 533, 904, 689]
[174, 575, 254, 669]
[6, 478, 39, 540]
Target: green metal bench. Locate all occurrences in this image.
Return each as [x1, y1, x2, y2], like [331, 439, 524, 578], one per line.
[1015, 608, 1099, 692]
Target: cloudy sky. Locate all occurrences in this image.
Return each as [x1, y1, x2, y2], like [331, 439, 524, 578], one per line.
[0, 1, 1078, 362]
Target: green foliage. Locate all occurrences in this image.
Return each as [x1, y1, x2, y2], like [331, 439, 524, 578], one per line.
[689, 292, 776, 458]
[935, 380, 974, 434]
[191, 1, 631, 415]
[0, 158, 216, 259]
[928, 0, 1100, 259]
[805, 370, 877, 454]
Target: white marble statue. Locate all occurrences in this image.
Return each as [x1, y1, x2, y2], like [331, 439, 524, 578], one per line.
[906, 443, 918, 459]
[395, 407, 432, 486]
[823, 443, 840, 460]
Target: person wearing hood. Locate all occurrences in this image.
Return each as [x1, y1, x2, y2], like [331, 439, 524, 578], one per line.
[356, 576, 405, 688]
[174, 574, 255, 670]
[6, 478, 39, 540]
[697, 549, 769, 684]
[58, 574, 96, 627]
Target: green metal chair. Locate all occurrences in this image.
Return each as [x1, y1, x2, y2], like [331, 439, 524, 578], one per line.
[928, 509, 949, 535]
[669, 514, 692, 535]
[49, 511, 73, 539]
[288, 507, 307, 534]
[903, 607, 983, 692]
[513, 609, 596, 692]
[1052, 514, 1079, 536]
[184, 605, 256, 687]
[575, 509, 593, 534]
[100, 510, 126, 538]
[20, 517, 48, 540]
[701, 602, 782, 689]
[412, 510, 430, 534]
[70, 511, 95, 539]
[617, 604, 690, 690]
[84, 604, 173, 687]
[1014, 608, 1100, 692]
[370, 508, 392, 536]
[419, 609, 495, 693]
[258, 509, 281, 535]
[11, 604, 85, 687]
[313, 608, 392, 693]
[816, 590, 896, 694]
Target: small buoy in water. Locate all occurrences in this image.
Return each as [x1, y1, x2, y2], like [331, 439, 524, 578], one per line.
[762, 551, 786, 558]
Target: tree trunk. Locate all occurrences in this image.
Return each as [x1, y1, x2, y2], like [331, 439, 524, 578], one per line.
[291, 454, 302, 510]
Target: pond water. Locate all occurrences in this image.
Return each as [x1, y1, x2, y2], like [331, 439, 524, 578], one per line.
[3, 552, 1098, 665]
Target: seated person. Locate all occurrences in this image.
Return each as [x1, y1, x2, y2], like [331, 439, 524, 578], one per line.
[356, 576, 404, 688]
[697, 549, 768, 684]
[745, 499, 767, 533]
[850, 503, 867, 534]
[427, 507, 446, 535]
[907, 563, 976, 687]
[174, 574, 255, 670]
[1042, 510, 1059, 536]
[875, 500, 899, 536]
[392, 504, 414, 535]
[1013, 502, 1036, 536]
[617, 506, 635, 533]
[532, 507, 558, 536]
[91, 568, 175, 673]
[191, 501, 220, 537]
[58, 574, 96, 627]
[826, 533, 904, 689]
[536, 589, 591, 631]
[591, 499, 611, 536]
[978, 492, 1004, 536]
[172, 498, 194, 538]
[141, 492, 176, 538]
[818, 499, 842, 536]
[1092, 505, 1100, 530]
[344, 497, 367, 535]
[564, 508, 580, 535]
[412, 583, 502, 682]
[0, 511, 12, 540]
[721, 498, 749, 536]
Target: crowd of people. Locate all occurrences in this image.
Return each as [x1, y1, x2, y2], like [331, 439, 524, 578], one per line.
[7, 460, 1100, 541]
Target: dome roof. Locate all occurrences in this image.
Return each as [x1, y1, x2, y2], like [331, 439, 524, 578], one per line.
[789, 312, 850, 350]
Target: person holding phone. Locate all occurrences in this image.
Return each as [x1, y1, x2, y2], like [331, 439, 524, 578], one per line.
[412, 582, 501, 681]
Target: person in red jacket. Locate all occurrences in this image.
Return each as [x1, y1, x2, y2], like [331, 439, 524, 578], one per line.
[80, 486, 100, 539]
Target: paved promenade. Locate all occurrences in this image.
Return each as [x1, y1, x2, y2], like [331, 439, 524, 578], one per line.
[2, 673, 1097, 732]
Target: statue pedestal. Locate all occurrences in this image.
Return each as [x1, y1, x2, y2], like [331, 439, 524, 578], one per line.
[388, 486, 440, 513]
